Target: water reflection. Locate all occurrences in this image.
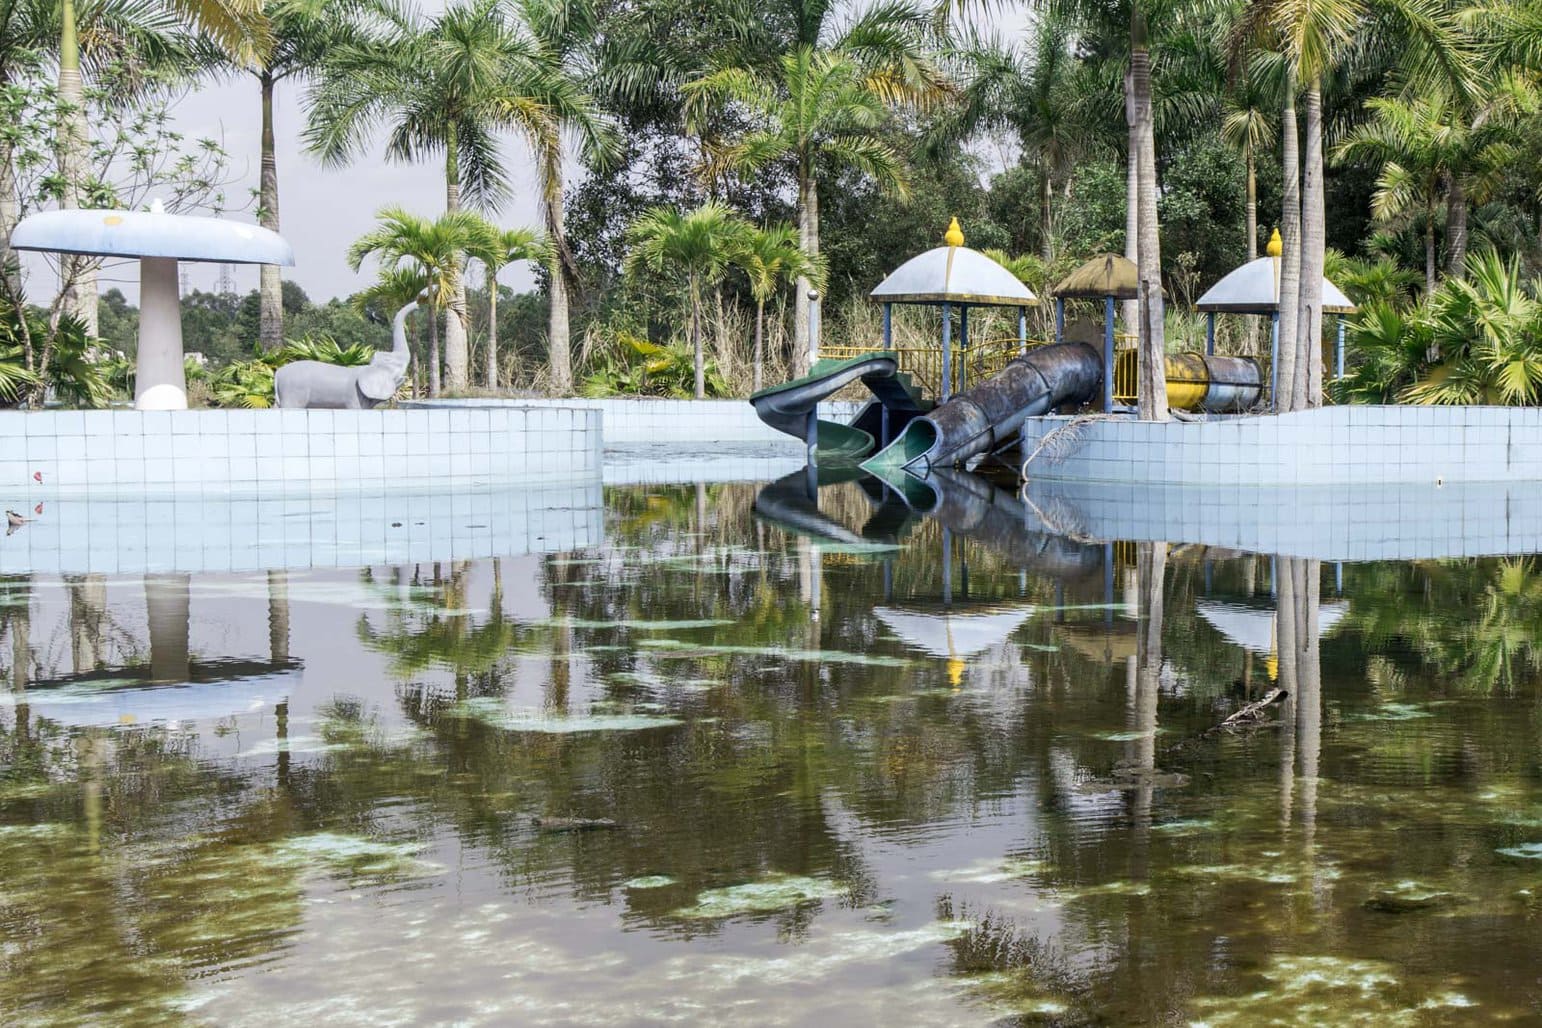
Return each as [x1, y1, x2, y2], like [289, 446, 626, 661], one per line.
[0, 477, 1539, 1023]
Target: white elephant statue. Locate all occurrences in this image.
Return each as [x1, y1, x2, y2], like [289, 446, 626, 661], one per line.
[274, 295, 421, 409]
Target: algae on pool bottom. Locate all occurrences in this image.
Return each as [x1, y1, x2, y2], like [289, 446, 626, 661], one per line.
[1, 481, 1542, 1025]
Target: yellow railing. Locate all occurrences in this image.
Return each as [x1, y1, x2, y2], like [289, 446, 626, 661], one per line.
[821, 336, 1051, 401]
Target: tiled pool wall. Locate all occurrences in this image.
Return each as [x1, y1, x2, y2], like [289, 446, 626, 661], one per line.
[0, 480, 604, 575]
[416, 398, 863, 446]
[0, 405, 601, 495]
[1020, 405, 1542, 485]
[1023, 479, 1542, 562]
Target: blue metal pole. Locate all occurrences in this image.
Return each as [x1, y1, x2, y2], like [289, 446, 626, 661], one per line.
[1055, 297, 1065, 345]
[1335, 316, 1345, 380]
[959, 305, 969, 393]
[1206, 312, 1216, 356]
[941, 302, 952, 401]
[1103, 295, 1115, 413]
[1103, 542, 1114, 626]
[882, 302, 893, 349]
[1270, 312, 1280, 410]
[1019, 307, 1028, 356]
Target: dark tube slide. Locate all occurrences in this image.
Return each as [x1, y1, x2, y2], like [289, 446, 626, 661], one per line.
[861, 343, 1101, 474]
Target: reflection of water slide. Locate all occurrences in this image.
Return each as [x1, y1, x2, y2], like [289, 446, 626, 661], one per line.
[749, 353, 931, 460]
[863, 343, 1102, 473]
[882, 467, 1104, 583]
[751, 468, 918, 548]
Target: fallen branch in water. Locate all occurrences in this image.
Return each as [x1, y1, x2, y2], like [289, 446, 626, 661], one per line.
[1166, 689, 1288, 756]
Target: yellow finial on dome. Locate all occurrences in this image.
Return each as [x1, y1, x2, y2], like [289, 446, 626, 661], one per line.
[945, 217, 964, 248]
[1266, 227, 1282, 258]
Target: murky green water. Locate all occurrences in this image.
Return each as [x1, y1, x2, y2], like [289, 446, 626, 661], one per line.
[4, 479, 1542, 1025]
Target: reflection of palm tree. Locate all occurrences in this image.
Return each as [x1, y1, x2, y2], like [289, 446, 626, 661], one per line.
[144, 575, 191, 684]
[1131, 541, 1165, 832]
[66, 574, 107, 674]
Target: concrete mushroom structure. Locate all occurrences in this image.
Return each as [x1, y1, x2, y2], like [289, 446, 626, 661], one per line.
[1052, 254, 1141, 413]
[869, 218, 1037, 400]
[11, 201, 295, 410]
[1196, 228, 1356, 404]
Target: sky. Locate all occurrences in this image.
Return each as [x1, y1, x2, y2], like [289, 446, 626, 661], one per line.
[49, 3, 1028, 308]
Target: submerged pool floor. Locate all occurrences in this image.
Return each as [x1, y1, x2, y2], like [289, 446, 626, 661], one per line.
[2, 479, 1541, 1025]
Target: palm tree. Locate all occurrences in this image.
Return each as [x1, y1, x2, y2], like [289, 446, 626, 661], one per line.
[687, 47, 912, 375]
[623, 202, 750, 400]
[1241, 0, 1473, 409]
[508, 0, 616, 397]
[1220, 51, 1280, 262]
[1129, 6, 1167, 421]
[942, 15, 1086, 260]
[734, 223, 822, 392]
[348, 207, 485, 396]
[1337, 83, 1527, 294]
[225, 0, 377, 352]
[306, 0, 548, 394]
[55, 0, 269, 333]
[464, 222, 548, 389]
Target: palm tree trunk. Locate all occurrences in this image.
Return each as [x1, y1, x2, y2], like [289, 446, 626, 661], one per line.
[442, 129, 470, 394]
[1246, 141, 1258, 259]
[1277, 71, 1301, 413]
[691, 278, 704, 400]
[1298, 77, 1325, 408]
[1131, 19, 1168, 422]
[545, 156, 573, 395]
[1040, 169, 1054, 261]
[0, 129, 18, 299]
[1424, 204, 1437, 295]
[794, 169, 818, 376]
[1446, 176, 1468, 279]
[259, 72, 284, 352]
[753, 297, 765, 393]
[1122, 64, 1140, 338]
[428, 303, 441, 397]
[57, 0, 97, 337]
[485, 264, 499, 389]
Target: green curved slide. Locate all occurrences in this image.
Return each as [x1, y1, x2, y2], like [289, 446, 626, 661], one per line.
[749, 352, 931, 461]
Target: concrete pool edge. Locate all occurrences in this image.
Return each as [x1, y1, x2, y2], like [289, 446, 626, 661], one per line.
[1019, 404, 1542, 486]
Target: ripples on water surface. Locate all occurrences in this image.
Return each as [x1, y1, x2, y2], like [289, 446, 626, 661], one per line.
[3, 478, 1542, 1025]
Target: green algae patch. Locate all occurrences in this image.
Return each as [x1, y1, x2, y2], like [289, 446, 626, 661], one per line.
[1152, 819, 1217, 835]
[674, 874, 846, 919]
[273, 833, 437, 878]
[639, 639, 909, 667]
[1087, 729, 1154, 742]
[930, 857, 1047, 885]
[1061, 879, 1152, 900]
[623, 875, 677, 890]
[541, 617, 737, 630]
[1496, 842, 1542, 860]
[1364, 880, 1466, 913]
[1344, 703, 1433, 722]
[451, 698, 684, 734]
[1187, 954, 1475, 1026]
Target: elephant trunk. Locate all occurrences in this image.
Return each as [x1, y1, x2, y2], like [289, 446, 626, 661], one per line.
[391, 297, 421, 362]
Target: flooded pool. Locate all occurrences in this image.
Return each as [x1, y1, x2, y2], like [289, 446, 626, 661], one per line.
[3, 475, 1542, 1025]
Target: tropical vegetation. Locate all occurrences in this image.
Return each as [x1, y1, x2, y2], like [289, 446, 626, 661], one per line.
[9, 0, 1542, 408]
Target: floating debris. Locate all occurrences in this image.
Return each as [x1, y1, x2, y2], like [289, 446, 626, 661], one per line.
[1496, 842, 1542, 860]
[929, 857, 1047, 885]
[623, 875, 677, 890]
[451, 698, 684, 734]
[1364, 881, 1466, 913]
[534, 816, 619, 833]
[1344, 703, 1434, 722]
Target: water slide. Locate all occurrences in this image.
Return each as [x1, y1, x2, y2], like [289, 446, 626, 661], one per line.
[749, 353, 931, 460]
[862, 342, 1102, 474]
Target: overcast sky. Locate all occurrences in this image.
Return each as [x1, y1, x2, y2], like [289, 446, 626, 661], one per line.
[62, 4, 1027, 307]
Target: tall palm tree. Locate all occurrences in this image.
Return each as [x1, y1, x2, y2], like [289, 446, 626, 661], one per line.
[348, 207, 485, 396]
[1241, 0, 1473, 409]
[685, 0, 943, 374]
[55, 0, 268, 333]
[219, 0, 377, 351]
[623, 202, 750, 399]
[686, 47, 912, 375]
[1129, 6, 1167, 421]
[306, 0, 548, 394]
[1220, 51, 1281, 262]
[464, 222, 547, 389]
[941, 15, 1086, 260]
[734, 223, 823, 392]
[509, 0, 616, 397]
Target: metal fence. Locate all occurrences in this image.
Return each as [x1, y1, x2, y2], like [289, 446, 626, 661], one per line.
[821, 336, 1050, 400]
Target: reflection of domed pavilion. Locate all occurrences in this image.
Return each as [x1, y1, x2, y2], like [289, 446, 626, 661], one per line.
[875, 604, 1036, 685]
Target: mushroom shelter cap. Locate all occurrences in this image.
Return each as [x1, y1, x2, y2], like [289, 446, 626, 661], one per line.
[870, 245, 1037, 307]
[1054, 253, 1142, 300]
[1195, 256, 1354, 314]
[11, 206, 295, 266]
